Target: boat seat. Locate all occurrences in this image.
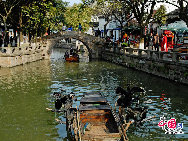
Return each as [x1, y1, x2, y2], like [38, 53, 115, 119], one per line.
[80, 97, 107, 104]
[79, 105, 111, 111]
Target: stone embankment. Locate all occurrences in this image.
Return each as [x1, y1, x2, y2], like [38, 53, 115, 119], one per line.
[0, 41, 49, 67]
[101, 46, 188, 85]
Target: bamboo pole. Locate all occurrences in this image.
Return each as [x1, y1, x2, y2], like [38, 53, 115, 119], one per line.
[74, 108, 78, 141]
[76, 106, 82, 141]
[119, 106, 130, 141]
[124, 121, 132, 132]
[120, 124, 128, 141]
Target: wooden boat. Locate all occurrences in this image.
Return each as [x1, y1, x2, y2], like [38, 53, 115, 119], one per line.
[65, 55, 79, 62]
[68, 92, 130, 141]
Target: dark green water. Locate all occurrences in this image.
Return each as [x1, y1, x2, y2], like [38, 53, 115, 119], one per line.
[0, 48, 187, 141]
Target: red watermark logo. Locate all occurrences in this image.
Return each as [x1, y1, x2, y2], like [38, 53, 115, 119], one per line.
[158, 116, 184, 134]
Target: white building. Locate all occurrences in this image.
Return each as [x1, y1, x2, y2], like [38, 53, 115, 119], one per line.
[86, 15, 123, 42]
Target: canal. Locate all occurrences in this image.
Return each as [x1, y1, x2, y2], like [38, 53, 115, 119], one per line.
[0, 48, 187, 141]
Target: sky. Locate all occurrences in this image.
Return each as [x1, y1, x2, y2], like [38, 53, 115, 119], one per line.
[63, 0, 82, 6]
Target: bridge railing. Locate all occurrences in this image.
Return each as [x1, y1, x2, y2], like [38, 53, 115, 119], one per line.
[103, 46, 188, 63]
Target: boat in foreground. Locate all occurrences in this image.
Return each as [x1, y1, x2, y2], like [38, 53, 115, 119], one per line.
[68, 92, 130, 141]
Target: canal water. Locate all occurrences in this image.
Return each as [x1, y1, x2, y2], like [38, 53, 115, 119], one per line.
[0, 48, 187, 141]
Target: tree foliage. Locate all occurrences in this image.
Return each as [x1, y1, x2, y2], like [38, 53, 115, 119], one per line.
[0, 0, 41, 29]
[64, 3, 92, 32]
[0, 0, 67, 41]
[120, 0, 157, 36]
[22, 1, 53, 37]
[110, 0, 132, 30]
[48, 0, 67, 31]
[22, 0, 67, 38]
[153, 5, 167, 26]
[0, 0, 23, 45]
[0, 0, 20, 24]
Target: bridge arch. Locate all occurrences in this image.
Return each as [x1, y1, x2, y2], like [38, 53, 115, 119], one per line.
[45, 31, 105, 59]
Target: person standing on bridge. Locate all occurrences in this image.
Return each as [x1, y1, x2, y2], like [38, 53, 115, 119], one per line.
[62, 25, 66, 31]
[97, 28, 101, 37]
[78, 23, 82, 31]
[68, 26, 72, 31]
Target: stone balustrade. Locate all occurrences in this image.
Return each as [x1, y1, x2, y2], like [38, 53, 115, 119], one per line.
[102, 46, 188, 85]
[104, 46, 188, 63]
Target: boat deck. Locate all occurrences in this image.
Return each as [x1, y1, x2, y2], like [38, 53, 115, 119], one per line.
[78, 93, 121, 141]
[82, 124, 121, 141]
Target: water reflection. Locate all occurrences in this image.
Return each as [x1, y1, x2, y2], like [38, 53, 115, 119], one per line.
[0, 60, 54, 141]
[0, 48, 187, 141]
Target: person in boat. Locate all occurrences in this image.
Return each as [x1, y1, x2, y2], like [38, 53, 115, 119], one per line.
[70, 49, 78, 58]
[76, 53, 79, 59]
[74, 50, 78, 57]
[64, 50, 69, 58]
[70, 48, 73, 55]
[78, 23, 82, 31]
[72, 50, 76, 57]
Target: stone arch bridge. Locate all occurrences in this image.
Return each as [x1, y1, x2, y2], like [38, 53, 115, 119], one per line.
[44, 31, 106, 59]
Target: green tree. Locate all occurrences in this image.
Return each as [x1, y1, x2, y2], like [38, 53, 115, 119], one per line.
[110, 0, 132, 37]
[64, 3, 92, 32]
[153, 5, 167, 26]
[22, 0, 64, 40]
[0, 0, 65, 45]
[119, 0, 157, 49]
[0, 0, 42, 45]
[48, 0, 67, 32]
[121, 0, 157, 37]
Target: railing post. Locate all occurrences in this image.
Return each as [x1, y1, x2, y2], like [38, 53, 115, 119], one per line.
[159, 51, 164, 60]
[117, 47, 121, 54]
[138, 49, 142, 57]
[147, 50, 151, 58]
[122, 47, 126, 55]
[129, 48, 133, 55]
[172, 52, 179, 62]
[155, 52, 159, 60]
[6, 46, 12, 55]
